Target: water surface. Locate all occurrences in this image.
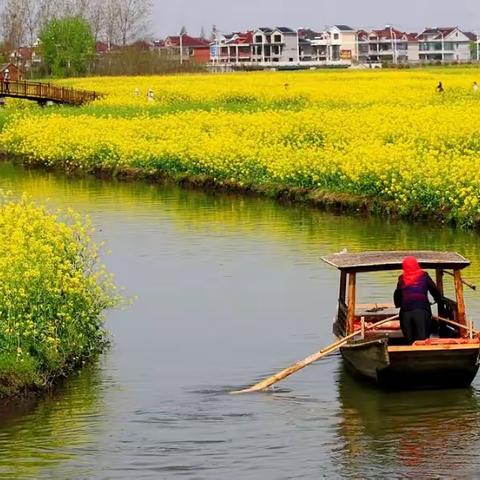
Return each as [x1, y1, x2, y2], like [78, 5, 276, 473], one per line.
[1, 163, 480, 479]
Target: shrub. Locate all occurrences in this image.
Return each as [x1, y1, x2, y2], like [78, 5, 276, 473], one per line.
[0, 194, 120, 396]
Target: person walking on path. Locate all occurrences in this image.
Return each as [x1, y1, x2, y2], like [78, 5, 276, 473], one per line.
[3, 68, 10, 93]
[394, 256, 443, 344]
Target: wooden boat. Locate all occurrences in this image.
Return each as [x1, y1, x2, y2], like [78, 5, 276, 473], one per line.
[322, 251, 480, 389]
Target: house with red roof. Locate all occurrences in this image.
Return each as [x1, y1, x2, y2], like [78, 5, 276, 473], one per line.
[10, 46, 41, 70]
[417, 27, 474, 62]
[357, 27, 419, 64]
[164, 35, 210, 63]
[212, 31, 253, 64]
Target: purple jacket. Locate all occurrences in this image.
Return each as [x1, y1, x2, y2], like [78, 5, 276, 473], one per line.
[394, 272, 443, 313]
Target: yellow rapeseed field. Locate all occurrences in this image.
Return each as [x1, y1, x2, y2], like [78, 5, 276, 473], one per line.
[2, 69, 480, 225]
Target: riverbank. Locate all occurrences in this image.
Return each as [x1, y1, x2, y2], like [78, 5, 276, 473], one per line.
[1, 69, 480, 227]
[90, 165, 405, 220]
[0, 195, 120, 398]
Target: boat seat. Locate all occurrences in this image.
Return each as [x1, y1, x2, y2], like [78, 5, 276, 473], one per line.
[413, 338, 480, 346]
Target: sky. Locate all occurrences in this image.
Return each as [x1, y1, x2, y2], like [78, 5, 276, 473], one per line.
[151, 0, 480, 38]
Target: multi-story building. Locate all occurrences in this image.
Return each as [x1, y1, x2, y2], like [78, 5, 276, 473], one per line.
[310, 25, 357, 63]
[209, 24, 480, 69]
[417, 27, 475, 62]
[357, 27, 419, 64]
[213, 31, 253, 64]
[251, 27, 299, 65]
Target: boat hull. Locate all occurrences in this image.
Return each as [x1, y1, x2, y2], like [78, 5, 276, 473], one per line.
[340, 335, 480, 389]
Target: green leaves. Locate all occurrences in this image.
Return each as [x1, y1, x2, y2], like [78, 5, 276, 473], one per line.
[39, 16, 95, 77]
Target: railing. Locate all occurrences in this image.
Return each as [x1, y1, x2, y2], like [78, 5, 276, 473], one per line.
[0, 80, 99, 105]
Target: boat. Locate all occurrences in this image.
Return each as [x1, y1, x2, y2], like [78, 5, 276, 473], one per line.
[322, 251, 480, 389]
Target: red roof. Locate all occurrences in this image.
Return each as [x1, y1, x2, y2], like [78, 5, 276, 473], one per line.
[418, 27, 459, 40]
[465, 31, 478, 41]
[165, 35, 210, 48]
[370, 27, 406, 40]
[11, 47, 34, 59]
[227, 31, 253, 45]
[96, 42, 109, 54]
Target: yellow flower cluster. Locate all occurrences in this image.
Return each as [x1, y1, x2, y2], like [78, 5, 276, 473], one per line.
[0, 193, 120, 393]
[3, 68, 480, 225]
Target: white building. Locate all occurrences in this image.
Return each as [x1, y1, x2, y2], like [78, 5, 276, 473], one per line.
[310, 25, 357, 64]
[357, 27, 419, 64]
[251, 27, 298, 65]
[417, 27, 475, 62]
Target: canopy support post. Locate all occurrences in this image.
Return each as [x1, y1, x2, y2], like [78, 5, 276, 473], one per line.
[436, 269, 444, 295]
[454, 269, 467, 334]
[347, 272, 356, 335]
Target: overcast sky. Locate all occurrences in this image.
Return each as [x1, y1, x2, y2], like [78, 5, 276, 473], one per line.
[151, 0, 480, 38]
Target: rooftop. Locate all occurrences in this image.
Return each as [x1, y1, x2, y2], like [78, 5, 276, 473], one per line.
[321, 251, 470, 272]
[335, 25, 355, 31]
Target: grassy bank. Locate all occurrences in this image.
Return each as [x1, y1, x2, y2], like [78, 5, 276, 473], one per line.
[0, 194, 120, 398]
[2, 68, 480, 226]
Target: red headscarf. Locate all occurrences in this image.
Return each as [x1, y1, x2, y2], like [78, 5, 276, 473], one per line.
[402, 256, 424, 286]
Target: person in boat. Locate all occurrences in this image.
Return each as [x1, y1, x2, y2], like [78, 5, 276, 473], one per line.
[394, 256, 443, 344]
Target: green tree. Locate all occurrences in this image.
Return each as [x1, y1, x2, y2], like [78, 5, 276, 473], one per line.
[39, 16, 95, 77]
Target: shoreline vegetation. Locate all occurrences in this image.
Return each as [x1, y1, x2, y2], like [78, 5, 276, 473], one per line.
[0, 194, 120, 399]
[1, 68, 480, 227]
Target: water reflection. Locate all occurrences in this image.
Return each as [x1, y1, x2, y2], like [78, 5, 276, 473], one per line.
[336, 367, 480, 477]
[0, 363, 107, 479]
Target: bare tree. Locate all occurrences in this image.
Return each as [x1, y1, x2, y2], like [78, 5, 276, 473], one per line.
[1, 0, 27, 50]
[84, 0, 104, 41]
[22, 0, 40, 45]
[105, 0, 152, 47]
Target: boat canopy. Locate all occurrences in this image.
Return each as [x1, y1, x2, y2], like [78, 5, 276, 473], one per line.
[322, 251, 470, 273]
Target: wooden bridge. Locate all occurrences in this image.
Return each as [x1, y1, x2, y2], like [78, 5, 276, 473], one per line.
[0, 80, 100, 106]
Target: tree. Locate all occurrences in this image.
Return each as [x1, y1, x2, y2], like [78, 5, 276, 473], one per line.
[200, 25, 205, 39]
[180, 25, 187, 35]
[39, 15, 95, 76]
[0, 0, 28, 50]
[104, 0, 152, 47]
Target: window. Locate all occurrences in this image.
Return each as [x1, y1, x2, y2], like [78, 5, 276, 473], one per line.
[255, 35, 262, 43]
[274, 34, 282, 43]
[289, 57, 294, 62]
[333, 33, 339, 40]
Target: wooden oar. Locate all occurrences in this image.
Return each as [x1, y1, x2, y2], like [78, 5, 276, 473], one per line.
[433, 315, 479, 336]
[442, 270, 477, 291]
[231, 314, 399, 394]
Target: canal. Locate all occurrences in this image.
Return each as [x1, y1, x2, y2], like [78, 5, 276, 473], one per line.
[1, 162, 480, 479]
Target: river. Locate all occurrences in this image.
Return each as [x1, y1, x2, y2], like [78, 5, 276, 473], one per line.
[1, 162, 480, 479]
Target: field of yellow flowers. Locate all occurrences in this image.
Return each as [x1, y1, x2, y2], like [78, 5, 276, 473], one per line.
[0, 194, 120, 397]
[2, 68, 480, 225]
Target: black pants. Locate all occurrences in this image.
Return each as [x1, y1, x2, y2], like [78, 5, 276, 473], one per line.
[400, 309, 431, 344]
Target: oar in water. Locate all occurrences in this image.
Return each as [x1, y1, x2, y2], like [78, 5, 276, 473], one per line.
[232, 314, 399, 394]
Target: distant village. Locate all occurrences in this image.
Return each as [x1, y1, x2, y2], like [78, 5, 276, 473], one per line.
[7, 24, 480, 77]
[169, 25, 480, 69]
